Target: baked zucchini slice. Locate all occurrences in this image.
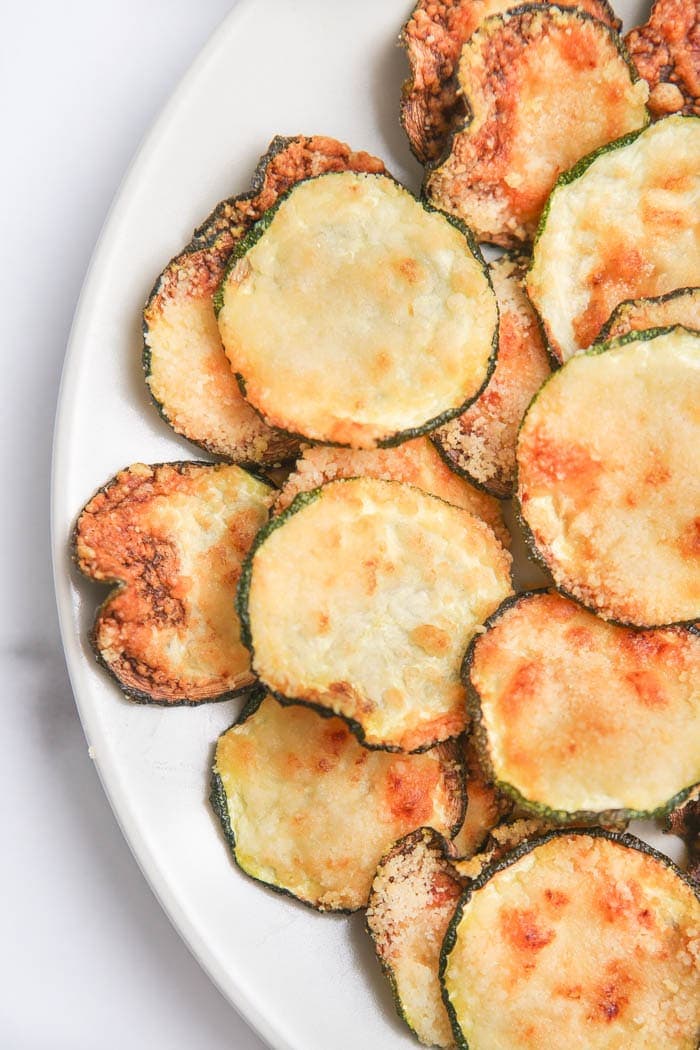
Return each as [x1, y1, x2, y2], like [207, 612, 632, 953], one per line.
[216, 172, 498, 448]
[74, 462, 273, 704]
[240, 478, 513, 751]
[425, 7, 648, 247]
[667, 787, 700, 884]
[399, 0, 621, 165]
[517, 327, 700, 627]
[274, 437, 510, 547]
[625, 0, 699, 119]
[596, 286, 700, 342]
[441, 830, 700, 1050]
[527, 114, 700, 361]
[450, 737, 513, 860]
[466, 590, 700, 821]
[143, 135, 385, 462]
[210, 692, 465, 912]
[433, 253, 551, 498]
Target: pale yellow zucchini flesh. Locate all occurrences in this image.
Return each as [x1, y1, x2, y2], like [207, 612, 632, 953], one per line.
[273, 437, 510, 547]
[211, 694, 465, 911]
[527, 115, 700, 361]
[625, 0, 700, 119]
[517, 328, 700, 627]
[433, 253, 551, 497]
[216, 172, 498, 448]
[74, 462, 273, 703]
[597, 286, 700, 342]
[468, 591, 700, 819]
[425, 7, 648, 246]
[442, 832, 700, 1050]
[242, 478, 512, 751]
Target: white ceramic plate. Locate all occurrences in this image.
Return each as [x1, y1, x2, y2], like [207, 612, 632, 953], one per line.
[52, 1, 680, 1047]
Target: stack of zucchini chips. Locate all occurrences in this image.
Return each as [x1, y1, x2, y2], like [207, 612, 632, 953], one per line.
[74, 0, 700, 1042]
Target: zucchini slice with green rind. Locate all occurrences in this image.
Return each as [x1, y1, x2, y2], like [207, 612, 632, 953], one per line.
[450, 737, 513, 860]
[143, 135, 385, 462]
[74, 462, 273, 704]
[625, 0, 699, 119]
[216, 171, 498, 449]
[433, 253, 551, 498]
[399, 0, 621, 165]
[211, 692, 465, 912]
[274, 437, 510, 547]
[517, 327, 700, 627]
[239, 477, 513, 752]
[425, 6, 648, 247]
[441, 830, 700, 1050]
[596, 286, 700, 343]
[526, 114, 700, 361]
[466, 590, 700, 821]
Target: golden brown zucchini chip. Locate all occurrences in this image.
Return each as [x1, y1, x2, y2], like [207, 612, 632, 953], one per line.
[400, 0, 621, 165]
[74, 462, 273, 704]
[143, 135, 385, 461]
[433, 253, 551, 497]
[211, 693, 465, 912]
[466, 591, 700, 821]
[517, 327, 700, 627]
[450, 737, 513, 860]
[441, 830, 700, 1050]
[527, 114, 700, 361]
[596, 286, 700, 342]
[625, 0, 700, 119]
[274, 438, 510, 547]
[216, 172, 498, 448]
[425, 7, 648, 247]
[240, 478, 513, 751]
[367, 828, 467, 1047]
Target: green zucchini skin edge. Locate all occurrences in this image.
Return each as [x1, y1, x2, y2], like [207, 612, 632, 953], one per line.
[526, 116, 700, 363]
[514, 324, 700, 629]
[461, 588, 700, 824]
[439, 826, 700, 1050]
[594, 286, 700, 345]
[236, 475, 509, 755]
[73, 460, 274, 707]
[214, 171, 500, 450]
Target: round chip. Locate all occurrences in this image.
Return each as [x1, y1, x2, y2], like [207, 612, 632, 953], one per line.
[596, 286, 700, 343]
[216, 172, 498, 448]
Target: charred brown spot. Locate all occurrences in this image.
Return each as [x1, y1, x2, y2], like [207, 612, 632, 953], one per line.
[574, 244, 654, 349]
[500, 907, 555, 953]
[524, 428, 601, 491]
[384, 761, 440, 824]
[544, 888, 570, 909]
[625, 669, 668, 708]
[678, 517, 700, 557]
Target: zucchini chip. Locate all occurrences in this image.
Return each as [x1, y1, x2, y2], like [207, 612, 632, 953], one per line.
[274, 438, 510, 547]
[366, 828, 467, 1047]
[400, 0, 621, 165]
[467, 591, 700, 821]
[216, 172, 498, 448]
[211, 692, 465, 912]
[596, 286, 700, 342]
[667, 788, 700, 884]
[517, 328, 700, 627]
[74, 462, 273, 704]
[450, 737, 513, 860]
[441, 831, 700, 1050]
[433, 253, 551, 498]
[625, 0, 699, 119]
[527, 114, 700, 362]
[240, 478, 513, 752]
[425, 7, 648, 247]
[143, 135, 385, 461]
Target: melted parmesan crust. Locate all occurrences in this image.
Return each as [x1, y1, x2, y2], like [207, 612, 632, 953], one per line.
[273, 437, 510, 547]
[74, 463, 273, 703]
[434, 254, 551, 497]
[443, 833, 700, 1049]
[143, 136, 385, 461]
[217, 172, 498, 448]
[625, 0, 700, 119]
[367, 829, 466, 1047]
[425, 8, 648, 246]
[470, 592, 700, 816]
[517, 329, 700, 626]
[527, 115, 700, 361]
[245, 478, 513, 751]
[213, 696, 465, 911]
[598, 286, 700, 341]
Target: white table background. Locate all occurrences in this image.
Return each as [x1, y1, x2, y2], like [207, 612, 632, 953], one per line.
[1, 2, 267, 1046]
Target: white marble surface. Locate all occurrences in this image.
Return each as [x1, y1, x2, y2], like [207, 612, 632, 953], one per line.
[1, 3, 266, 1046]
